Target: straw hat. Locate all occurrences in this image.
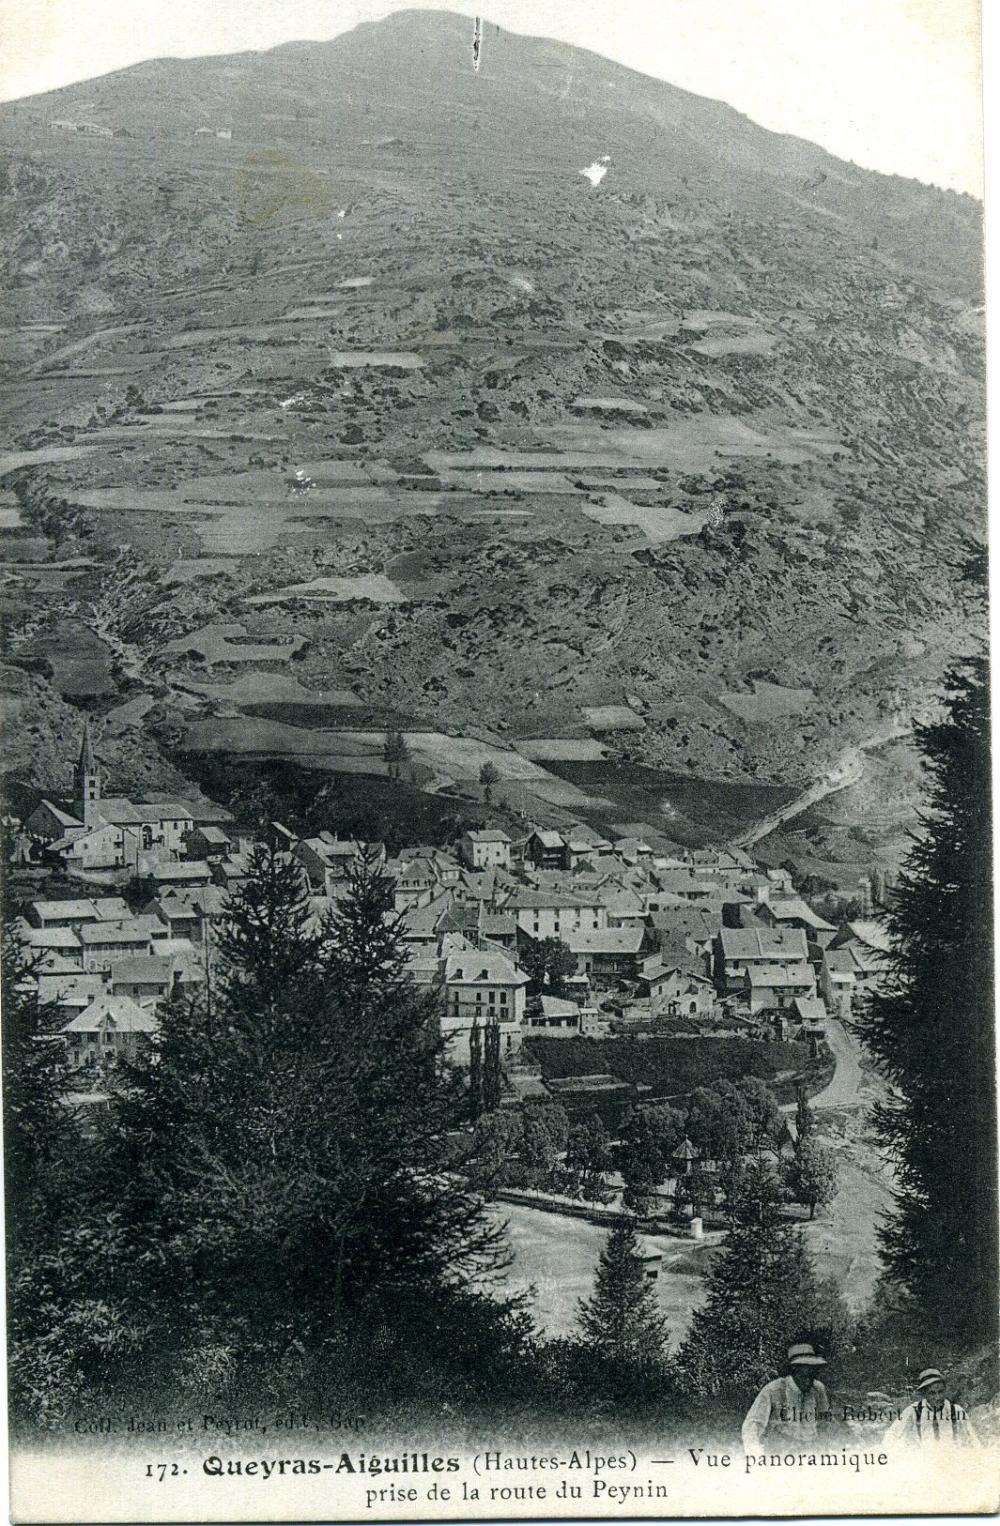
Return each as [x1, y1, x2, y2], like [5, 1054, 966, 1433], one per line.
[788, 1342, 828, 1367]
[916, 1368, 946, 1391]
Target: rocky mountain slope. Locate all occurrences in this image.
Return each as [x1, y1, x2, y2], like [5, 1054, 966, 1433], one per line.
[0, 10, 986, 858]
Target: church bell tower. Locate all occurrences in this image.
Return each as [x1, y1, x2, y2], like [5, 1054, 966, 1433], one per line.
[74, 718, 101, 826]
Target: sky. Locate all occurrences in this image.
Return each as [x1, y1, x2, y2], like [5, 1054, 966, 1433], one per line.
[0, 0, 985, 195]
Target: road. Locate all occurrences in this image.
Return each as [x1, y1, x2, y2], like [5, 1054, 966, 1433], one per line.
[810, 1013, 866, 1109]
[728, 719, 915, 850]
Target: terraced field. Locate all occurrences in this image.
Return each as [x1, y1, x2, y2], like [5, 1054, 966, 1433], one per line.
[0, 11, 984, 871]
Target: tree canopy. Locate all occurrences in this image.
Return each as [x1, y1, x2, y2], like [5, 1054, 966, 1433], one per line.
[852, 653, 996, 1344]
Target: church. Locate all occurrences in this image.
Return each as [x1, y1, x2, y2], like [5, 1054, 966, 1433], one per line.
[24, 720, 225, 875]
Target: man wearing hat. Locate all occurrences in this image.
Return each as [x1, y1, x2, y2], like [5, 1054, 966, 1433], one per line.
[883, 1368, 980, 1450]
[742, 1343, 832, 1453]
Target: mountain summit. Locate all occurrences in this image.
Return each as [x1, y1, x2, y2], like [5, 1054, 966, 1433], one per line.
[0, 9, 980, 292]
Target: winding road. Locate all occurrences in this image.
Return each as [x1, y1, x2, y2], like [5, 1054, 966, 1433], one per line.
[728, 718, 916, 851]
[810, 1013, 866, 1109]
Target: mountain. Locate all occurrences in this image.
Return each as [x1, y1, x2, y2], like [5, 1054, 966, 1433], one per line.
[0, 10, 981, 291]
[0, 10, 986, 871]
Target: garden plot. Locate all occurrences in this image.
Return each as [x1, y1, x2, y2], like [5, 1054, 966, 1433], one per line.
[436, 469, 577, 494]
[0, 444, 100, 476]
[396, 733, 547, 781]
[23, 619, 113, 699]
[681, 309, 760, 330]
[197, 512, 314, 555]
[178, 672, 360, 707]
[581, 493, 713, 542]
[571, 396, 648, 415]
[327, 351, 424, 369]
[183, 716, 383, 760]
[606, 314, 682, 341]
[163, 622, 306, 664]
[514, 736, 610, 762]
[102, 693, 156, 732]
[503, 777, 615, 811]
[575, 475, 664, 492]
[181, 719, 557, 788]
[689, 331, 777, 357]
[279, 307, 340, 321]
[719, 682, 815, 721]
[582, 704, 646, 731]
[247, 573, 406, 605]
[533, 415, 840, 470]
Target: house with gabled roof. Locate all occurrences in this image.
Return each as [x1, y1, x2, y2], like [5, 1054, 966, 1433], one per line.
[459, 828, 512, 871]
[640, 957, 716, 1017]
[26, 898, 102, 930]
[509, 888, 606, 941]
[565, 924, 646, 985]
[758, 895, 837, 946]
[745, 961, 817, 1013]
[524, 828, 569, 871]
[820, 921, 889, 1015]
[441, 943, 529, 1063]
[61, 993, 158, 1073]
[525, 994, 582, 1037]
[714, 925, 810, 995]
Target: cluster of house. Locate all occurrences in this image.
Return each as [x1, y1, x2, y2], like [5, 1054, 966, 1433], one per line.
[12, 724, 890, 1089]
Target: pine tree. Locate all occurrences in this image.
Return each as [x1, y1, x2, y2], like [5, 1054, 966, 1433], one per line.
[97, 850, 509, 1369]
[577, 1217, 668, 1364]
[1, 931, 76, 1228]
[795, 1087, 814, 1144]
[852, 652, 996, 1343]
[674, 1159, 822, 1399]
[468, 1016, 483, 1120]
[482, 1018, 502, 1111]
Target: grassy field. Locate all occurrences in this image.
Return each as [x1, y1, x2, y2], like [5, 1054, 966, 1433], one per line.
[543, 759, 796, 845]
[178, 751, 496, 849]
[488, 1203, 711, 1342]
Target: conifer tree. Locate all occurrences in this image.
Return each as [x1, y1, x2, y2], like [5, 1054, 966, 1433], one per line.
[468, 1016, 483, 1120]
[674, 1159, 821, 1399]
[577, 1217, 668, 1364]
[1, 931, 76, 1225]
[98, 849, 508, 1367]
[482, 1018, 502, 1111]
[852, 650, 995, 1343]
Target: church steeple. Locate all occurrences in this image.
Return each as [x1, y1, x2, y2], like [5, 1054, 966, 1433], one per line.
[74, 718, 101, 825]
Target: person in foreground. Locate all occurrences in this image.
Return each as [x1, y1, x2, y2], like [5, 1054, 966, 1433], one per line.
[742, 1342, 833, 1453]
[882, 1367, 980, 1451]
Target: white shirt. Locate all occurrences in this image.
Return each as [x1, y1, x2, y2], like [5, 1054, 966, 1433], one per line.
[884, 1397, 979, 1450]
[742, 1374, 832, 1452]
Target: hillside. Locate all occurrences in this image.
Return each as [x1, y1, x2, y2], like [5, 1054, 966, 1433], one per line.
[0, 9, 986, 863]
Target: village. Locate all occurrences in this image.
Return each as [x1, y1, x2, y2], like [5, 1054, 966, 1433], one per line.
[7, 719, 887, 1192]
